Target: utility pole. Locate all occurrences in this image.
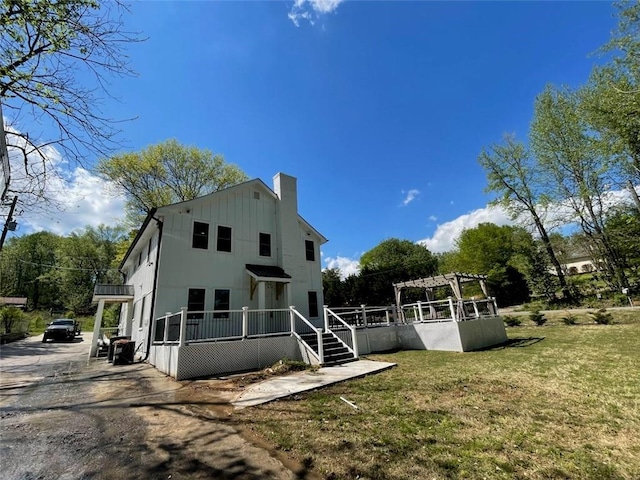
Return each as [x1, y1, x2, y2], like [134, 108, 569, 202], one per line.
[0, 195, 17, 251]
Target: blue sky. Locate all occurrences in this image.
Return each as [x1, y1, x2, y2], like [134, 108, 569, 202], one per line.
[4, 0, 619, 277]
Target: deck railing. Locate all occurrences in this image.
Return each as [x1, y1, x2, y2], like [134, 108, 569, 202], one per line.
[290, 307, 323, 363]
[324, 307, 358, 357]
[327, 305, 395, 328]
[400, 297, 499, 323]
[152, 306, 324, 361]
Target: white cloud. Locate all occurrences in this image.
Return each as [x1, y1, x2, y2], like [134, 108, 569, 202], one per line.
[2, 125, 125, 237]
[418, 205, 513, 253]
[288, 0, 345, 27]
[14, 166, 125, 236]
[324, 255, 361, 279]
[417, 186, 637, 254]
[402, 189, 420, 206]
[428, 215, 437, 222]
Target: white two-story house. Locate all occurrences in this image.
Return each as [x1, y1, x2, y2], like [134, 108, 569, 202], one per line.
[117, 172, 327, 361]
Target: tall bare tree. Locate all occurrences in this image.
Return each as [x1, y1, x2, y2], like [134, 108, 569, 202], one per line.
[478, 134, 571, 300]
[1, 0, 142, 209]
[530, 85, 629, 290]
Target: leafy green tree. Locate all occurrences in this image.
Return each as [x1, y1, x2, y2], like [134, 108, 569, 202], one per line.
[530, 84, 629, 290]
[54, 224, 125, 313]
[0, 231, 61, 309]
[599, 1, 640, 84]
[352, 239, 438, 306]
[1, 0, 141, 208]
[360, 238, 438, 277]
[448, 223, 530, 306]
[98, 139, 249, 224]
[605, 206, 640, 280]
[0, 306, 24, 334]
[478, 133, 570, 300]
[582, 2, 640, 212]
[322, 268, 346, 307]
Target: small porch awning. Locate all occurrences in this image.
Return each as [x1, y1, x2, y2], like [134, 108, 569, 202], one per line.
[245, 264, 292, 283]
[92, 284, 135, 303]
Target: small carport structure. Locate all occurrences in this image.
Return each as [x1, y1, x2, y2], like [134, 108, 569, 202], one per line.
[89, 284, 134, 359]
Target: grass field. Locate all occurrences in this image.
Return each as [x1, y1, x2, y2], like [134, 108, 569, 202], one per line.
[234, 313, 640, 479]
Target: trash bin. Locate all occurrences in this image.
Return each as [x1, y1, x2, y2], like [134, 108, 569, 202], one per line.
[113, 339, 135, 365]
[108, 336, 131, 363]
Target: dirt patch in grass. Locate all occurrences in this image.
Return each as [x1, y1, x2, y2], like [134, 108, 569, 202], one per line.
[228, 359, 320, 388]
[233, 319, 640, 480]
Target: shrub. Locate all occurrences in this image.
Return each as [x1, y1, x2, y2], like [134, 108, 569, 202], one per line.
[590, 308, 613, 325]
[503, 315, 521, 327]
[29, 315, 46, 333]
[561, 313, 578, 325]
[0, 307, 26, 334]
[529, 310, 547, 326]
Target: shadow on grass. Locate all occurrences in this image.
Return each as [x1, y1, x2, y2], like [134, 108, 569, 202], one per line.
[479, 337, 545, 350]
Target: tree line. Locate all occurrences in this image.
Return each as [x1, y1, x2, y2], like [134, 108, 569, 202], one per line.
[2, 2, 638, 314]
[326, 3, 640, 309]
[479, 2, 640, 299]
[324, 210, 639, 310]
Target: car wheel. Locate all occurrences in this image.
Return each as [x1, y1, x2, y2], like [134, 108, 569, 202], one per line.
[42, 335, 47, 343]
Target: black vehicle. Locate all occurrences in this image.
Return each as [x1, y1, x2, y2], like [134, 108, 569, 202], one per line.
[42, 319, 80, 343]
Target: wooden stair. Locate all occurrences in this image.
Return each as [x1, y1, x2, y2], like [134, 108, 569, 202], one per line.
[300, 332, 356, 366]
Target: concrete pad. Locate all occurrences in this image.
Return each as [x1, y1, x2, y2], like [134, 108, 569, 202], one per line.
[232, 359, 396, 409]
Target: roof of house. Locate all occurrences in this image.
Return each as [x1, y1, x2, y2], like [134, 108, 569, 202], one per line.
[0, 297, 28, 306]
[120, 176, 328, 268]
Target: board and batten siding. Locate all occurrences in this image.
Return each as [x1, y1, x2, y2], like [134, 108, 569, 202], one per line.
[152, 179, 324, 318]
[122, 175, 326, 352]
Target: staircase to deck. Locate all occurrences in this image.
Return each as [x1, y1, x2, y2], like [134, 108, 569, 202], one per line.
[300, 332, 356, 366]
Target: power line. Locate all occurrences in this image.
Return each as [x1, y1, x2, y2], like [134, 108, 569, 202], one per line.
[12, 258, 121, 272]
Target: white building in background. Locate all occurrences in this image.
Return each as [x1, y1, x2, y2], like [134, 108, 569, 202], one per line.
[118, 172, 327, 357]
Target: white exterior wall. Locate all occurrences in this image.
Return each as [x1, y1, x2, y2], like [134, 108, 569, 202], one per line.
[457, 316, 508, 351]
[122, 175, 326, 349]
[121, 227, 160, 354]
[153, 182, 282, 315]
[274, 174, 324, 318]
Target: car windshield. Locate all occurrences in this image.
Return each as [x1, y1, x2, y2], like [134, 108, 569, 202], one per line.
[52, 319, 75, 326]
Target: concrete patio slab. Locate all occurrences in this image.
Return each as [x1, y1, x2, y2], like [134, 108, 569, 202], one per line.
[232, 359, 396, 409]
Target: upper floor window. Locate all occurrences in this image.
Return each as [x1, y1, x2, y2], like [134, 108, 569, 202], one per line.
[137, 251, 143, 267]
[259, 233, 271, 257]
[305, 240, 315, 261]
[147, 237, 153, 260]
[192, 222, 209, 249]
[217, 226, 232, 252]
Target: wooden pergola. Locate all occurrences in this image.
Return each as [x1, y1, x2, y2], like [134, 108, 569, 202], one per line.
[393, 272, 489, 311]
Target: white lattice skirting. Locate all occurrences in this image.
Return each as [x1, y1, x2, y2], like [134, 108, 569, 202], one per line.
[150, 336, 304, 380]
[149, 316, 507, 380]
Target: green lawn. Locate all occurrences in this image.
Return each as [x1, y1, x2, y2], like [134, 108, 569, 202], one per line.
[234, 314, 640, 479]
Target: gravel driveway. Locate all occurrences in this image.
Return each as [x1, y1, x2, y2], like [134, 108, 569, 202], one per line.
[0, 334, 306, 480]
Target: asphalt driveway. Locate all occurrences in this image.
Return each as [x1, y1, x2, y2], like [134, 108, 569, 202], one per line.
[0, 334, 305, 480]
